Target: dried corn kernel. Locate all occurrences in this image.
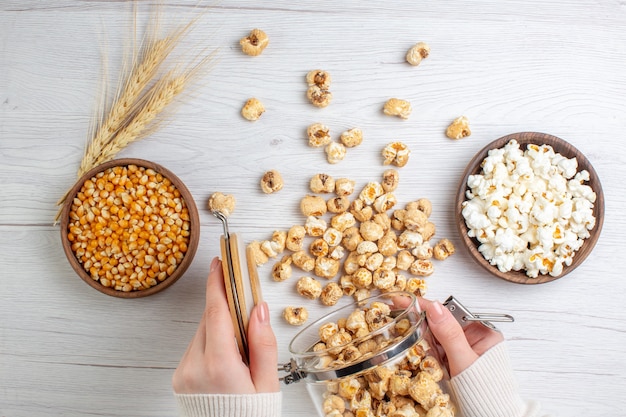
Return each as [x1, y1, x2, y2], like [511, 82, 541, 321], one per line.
[67, 165, 191, 292]
[383, 98, 412, 120]
[340, 128, 363, 148]
[207, 192, 236, 217]
[283, 306, 308, 325]
[406, 41, 430, 66]
[240, 28, 269, 56]
[260, 170, 284, 194]
[382, 142, 411, 167]
[445, 116, 471, 140]
[241, 98, 265, 121]
[307, 123, 332, 147]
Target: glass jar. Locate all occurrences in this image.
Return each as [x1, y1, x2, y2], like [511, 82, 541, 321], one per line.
[282, 291, 457, 417]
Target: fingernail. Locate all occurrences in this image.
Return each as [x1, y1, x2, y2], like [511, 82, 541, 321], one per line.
[210, 257, 220, 273]
[257, 301, 270, 325]
[427, 301, 447, 325]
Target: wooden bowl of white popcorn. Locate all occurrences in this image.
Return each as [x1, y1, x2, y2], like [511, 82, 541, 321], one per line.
[455, 132, 604, 284]
[60, 158, 200, 297]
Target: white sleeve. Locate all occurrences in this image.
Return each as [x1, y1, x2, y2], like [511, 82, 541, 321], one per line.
[174, 391, 282, 417]
[448, 342, 554, 417]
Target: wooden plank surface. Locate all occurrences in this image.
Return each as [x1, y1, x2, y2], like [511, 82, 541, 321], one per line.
[1, 1, 626, 416]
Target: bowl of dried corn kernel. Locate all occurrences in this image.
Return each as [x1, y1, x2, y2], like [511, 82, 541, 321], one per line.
[455, 132, 604, 284]
[60, 158, 200, 297]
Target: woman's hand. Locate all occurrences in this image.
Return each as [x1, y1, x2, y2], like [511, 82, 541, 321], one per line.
[172, 257, 280, 394]
[419, 297, 504, 377]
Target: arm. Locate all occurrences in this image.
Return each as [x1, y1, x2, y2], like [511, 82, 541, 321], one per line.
[419, 299, 554, 417]
[172, 257, 282, 417]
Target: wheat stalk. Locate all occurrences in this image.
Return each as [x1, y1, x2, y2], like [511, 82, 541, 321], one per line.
[92, 72, 187, 167]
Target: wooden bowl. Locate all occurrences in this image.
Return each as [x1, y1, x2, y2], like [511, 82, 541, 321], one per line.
[455, 132, 604, 284]
[60, 158, 200, 298]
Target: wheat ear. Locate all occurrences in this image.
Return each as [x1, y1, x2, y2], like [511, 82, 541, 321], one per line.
[91, 73, 187, 168]
[78, 18, 196, 178]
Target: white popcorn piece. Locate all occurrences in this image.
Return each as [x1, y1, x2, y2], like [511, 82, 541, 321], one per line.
[462, 139, 596, 278]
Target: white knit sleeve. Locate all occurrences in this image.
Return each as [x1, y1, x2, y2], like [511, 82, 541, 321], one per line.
[174, 391, 282, 417]
[448, 342, 553, 417]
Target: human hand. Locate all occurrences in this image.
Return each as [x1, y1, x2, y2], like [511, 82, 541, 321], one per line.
[172, 257, 280, 394]
[419, 297, 504, 377]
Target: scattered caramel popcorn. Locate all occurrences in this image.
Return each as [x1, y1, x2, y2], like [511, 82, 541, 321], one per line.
[260, 170, 284, 194]
[301, 195, 328, 217]
[381, 169, 400, 192]
[320, 281, 343, 305]
[306, 69, 332, 90]
[306, 69, 333, 107]
[340, 128, 363, 148]
[433, 238, 455, 261]
[310, 173, 335, 194]
[247, 241, 269, 266]
[307, 85, 333, 108]
[406, 41, 430, 66]
[240, 98, 265, 121]
[382, 142, 411, 167]
[383, 98, 412, 119]
[239, 28, 269, 56]
[325, 142, 347, 164]
[271, 255, 293, 281]
[296, 276, 323, 299]
[283, 306, 309, 325]
[445, 116, 471, 139]
[307, 123, 332, 147]
[335, 178, 356, 196]
[256, 169, 455, 314]
[207, 192, 236, 217]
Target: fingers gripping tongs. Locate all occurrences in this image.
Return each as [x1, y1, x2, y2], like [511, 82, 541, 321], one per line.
[211, 210, 262, 365]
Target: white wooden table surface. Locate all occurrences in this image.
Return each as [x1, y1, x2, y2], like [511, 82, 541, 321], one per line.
[2, 1, 625, 416]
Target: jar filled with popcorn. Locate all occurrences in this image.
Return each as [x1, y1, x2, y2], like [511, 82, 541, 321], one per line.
[281, 292, 457, 417]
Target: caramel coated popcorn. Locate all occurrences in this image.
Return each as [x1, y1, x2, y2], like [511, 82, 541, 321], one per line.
[311, 298, 456, 416]
[406, 42, 430, 66]
[445, 116, 471, 140]
[239, 28, 269, 56]
[383, 98, 412, 120]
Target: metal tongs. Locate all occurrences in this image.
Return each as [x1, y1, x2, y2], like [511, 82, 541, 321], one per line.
[211, 210, 263, 366]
